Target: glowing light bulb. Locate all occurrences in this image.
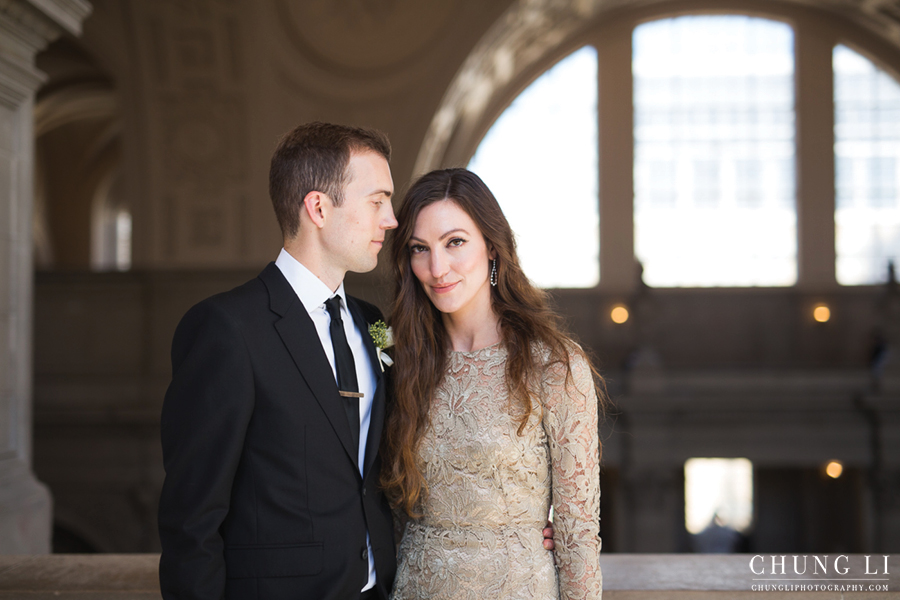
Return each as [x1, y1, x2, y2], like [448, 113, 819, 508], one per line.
[813, 304, 831, 323]
[825, 461, 843, 479]
[611, 305, 629, 324]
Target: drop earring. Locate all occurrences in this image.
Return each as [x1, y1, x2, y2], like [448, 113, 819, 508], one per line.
[490, 259, 497, 287]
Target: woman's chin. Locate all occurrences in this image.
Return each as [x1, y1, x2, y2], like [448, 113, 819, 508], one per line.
[430, 299, 458, 314]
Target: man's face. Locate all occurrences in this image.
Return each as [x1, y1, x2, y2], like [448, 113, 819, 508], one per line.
[322, 150, 397, 275]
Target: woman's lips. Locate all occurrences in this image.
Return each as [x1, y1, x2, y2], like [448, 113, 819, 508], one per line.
[431, 282, 459, 294]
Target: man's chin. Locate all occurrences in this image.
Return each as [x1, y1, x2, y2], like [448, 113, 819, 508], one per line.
[347, 258, 379, 275]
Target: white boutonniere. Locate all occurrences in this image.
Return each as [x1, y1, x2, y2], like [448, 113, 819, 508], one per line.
[368, 320, 394, 371]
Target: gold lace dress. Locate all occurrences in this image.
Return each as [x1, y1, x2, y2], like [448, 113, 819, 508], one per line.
[391, 344, 602, 600]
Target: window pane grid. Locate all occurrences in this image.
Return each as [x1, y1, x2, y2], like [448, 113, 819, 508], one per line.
[834, 45, 900, 285]
[633, 16, 797, 287]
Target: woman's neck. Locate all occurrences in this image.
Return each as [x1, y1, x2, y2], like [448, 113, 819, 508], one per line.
[442, 304, 501, 353]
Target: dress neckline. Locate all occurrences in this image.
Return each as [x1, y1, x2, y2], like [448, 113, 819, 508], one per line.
[449, 341, 503, 357]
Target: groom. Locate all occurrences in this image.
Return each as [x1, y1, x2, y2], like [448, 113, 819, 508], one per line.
[158, 122, 398, 600]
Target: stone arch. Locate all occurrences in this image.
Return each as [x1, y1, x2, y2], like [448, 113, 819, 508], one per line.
[34, 36, 123, 270]
[415, 0, 900, 176]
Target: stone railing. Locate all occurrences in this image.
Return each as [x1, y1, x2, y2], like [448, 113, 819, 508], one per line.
[0, 554, 897, 598]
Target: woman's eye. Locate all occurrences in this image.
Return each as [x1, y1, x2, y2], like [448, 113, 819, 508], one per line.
[409, 244, 427, 254]
[448, 238, 466, 247]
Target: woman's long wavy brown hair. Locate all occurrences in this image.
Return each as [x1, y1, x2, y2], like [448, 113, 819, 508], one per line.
[381, 168, 605, 516]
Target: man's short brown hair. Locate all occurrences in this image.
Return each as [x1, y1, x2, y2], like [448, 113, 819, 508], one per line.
[269, 122, 391, 238]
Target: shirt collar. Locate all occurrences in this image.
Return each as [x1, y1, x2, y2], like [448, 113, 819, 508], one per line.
[275, 248, 347, 315]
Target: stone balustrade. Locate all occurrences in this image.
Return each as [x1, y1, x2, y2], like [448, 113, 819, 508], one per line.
[0, 554, 897, 599]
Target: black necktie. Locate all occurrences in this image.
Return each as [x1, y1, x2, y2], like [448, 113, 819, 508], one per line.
[324, 295, 360, 454]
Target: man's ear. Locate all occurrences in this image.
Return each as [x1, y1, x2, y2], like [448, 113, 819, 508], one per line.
[302, 191, 328, 229]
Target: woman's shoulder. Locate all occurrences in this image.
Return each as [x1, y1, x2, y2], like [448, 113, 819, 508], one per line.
[532, 338, 589, 368]
[530, 339, 592, 391]
[539, 347, 601, 428]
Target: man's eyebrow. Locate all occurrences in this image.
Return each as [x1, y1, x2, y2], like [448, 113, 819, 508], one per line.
[368, 188, 393, 198]
[409, 228, 470, 244]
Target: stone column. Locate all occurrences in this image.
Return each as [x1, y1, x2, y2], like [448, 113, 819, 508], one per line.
[794, 21, 837, 289]
[0, 0, 91, 554]
[595, 23, 638, 294]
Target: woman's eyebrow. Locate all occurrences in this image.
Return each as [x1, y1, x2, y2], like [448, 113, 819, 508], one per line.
[410, 228, 470, 244]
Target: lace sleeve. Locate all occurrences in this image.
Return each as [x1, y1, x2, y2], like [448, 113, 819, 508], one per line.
[542, 350, 603, 599]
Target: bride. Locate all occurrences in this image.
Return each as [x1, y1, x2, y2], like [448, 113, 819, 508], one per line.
[381, 168, 604, 599]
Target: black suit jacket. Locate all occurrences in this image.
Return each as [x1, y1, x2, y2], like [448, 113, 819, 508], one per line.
[158, 263, 396, 600]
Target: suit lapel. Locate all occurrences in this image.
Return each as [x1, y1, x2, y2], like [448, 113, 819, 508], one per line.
[347, 298, 383, 387]
[260, 264, 359, 468]
[347, 298, 386, 479]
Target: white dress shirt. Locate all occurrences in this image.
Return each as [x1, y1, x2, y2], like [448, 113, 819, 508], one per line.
[275, 248, 377, 592]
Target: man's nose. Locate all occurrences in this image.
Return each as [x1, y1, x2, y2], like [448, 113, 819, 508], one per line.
[382, 203, 398, 229]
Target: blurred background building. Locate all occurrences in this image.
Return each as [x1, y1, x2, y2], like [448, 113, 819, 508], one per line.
[1, 0, 898, 555]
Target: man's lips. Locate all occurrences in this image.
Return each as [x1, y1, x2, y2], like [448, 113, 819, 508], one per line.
[431, 282, 459, 294]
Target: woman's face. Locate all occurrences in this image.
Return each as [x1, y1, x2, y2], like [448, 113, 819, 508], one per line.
[409, 199, 495, 319]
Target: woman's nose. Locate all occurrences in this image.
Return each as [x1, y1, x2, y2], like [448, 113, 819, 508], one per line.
[430, 250, 449, 279]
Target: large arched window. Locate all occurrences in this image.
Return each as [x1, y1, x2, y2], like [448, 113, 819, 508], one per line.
[451, 7, 900, 290]
[834, 44, 900, 285]
[633, 16, 796, 287]
[468, 47, 598, 289]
